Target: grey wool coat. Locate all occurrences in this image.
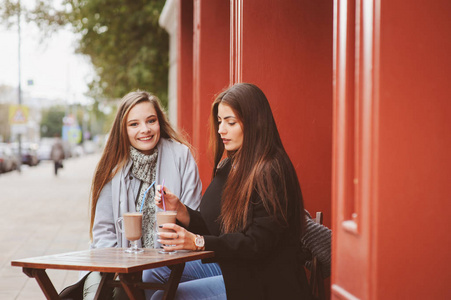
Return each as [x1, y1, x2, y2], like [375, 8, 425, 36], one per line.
[91, 138, 202, 249]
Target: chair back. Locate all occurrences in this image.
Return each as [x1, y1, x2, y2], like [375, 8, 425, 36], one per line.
[309, 212, 326, 300]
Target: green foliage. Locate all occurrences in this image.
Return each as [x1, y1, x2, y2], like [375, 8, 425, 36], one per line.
[0, 0, 169, 106]
[40, 106, 66, 138]
[66, 0, 169, 104]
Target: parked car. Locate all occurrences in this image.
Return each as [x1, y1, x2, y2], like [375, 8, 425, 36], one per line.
[83, 140, 98, 154]
[12, 142, 40, 166]
[37, 143, 52, 161]
[0, 143, 20, 173]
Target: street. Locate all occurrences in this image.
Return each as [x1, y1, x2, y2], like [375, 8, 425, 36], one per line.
[0, 154, 100, 299]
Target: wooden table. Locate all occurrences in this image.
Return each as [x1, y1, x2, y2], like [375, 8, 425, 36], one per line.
[11, 248, 214, 300]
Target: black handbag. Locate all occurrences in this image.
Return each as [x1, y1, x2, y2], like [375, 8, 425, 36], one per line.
[58, 272, 90, 300]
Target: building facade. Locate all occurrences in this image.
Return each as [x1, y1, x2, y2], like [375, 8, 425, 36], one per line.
[160, 1, 451, 299]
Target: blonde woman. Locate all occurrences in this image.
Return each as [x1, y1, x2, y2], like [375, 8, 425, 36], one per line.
[85, 90, 203, 299]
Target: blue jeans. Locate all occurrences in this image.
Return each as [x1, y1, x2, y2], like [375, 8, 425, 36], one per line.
[142, 259, 226, 300]
[151, 275, 226, 300]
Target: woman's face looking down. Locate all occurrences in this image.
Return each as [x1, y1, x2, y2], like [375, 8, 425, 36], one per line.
[217, 103, 243, 151]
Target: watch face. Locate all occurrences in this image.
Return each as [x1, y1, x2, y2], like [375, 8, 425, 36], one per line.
[195, 235, 204, 247]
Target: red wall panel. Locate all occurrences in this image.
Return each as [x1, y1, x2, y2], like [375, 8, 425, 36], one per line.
[332, 1, 376, 298]
[332, 0, 451, 299]
[238, 0, 334, 227]
[192, 0, 230, 189]
[177, 0, 194, 139]
[376, 0, 451, 298]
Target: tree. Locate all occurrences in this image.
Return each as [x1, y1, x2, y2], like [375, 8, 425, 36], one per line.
[0, 0, 169, 106]
[40, 106, 65, 138]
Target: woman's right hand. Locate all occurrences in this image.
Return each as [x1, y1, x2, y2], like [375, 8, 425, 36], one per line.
[154, 185, 180, 211]
[154, 185, 191, 227]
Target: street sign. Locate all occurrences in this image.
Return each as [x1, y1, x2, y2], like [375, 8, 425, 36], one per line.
[11, 124, 27, 135]
[9, 105, 29, 125]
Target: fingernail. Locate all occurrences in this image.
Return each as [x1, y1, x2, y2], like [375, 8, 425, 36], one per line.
[159, 225, 163, 228]
[164, 191, 166, 194]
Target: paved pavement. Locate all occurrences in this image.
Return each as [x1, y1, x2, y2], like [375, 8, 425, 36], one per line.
[0, 153, 101, 299]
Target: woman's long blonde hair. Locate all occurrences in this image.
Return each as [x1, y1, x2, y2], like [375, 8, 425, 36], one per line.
[89, 91, 189, 239]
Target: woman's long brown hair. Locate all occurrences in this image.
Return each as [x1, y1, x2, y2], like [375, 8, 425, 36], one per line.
[209, 83, 305, 237]
[89, 91, 189, 240]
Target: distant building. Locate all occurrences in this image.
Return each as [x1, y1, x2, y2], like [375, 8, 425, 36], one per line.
[158, 1, 450, 299]
[0, 84, 67, 142]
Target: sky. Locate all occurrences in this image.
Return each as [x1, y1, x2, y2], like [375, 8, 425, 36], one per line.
[0, 11, 94, 105]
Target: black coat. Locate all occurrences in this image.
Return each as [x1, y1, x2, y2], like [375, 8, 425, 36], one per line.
[187, 160, 311, 300]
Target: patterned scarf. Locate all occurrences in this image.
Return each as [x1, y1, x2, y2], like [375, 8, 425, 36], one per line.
[130, 146, 158, 248]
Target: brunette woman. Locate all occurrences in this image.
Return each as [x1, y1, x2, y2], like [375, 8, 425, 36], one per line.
[146, 83, 311, 300]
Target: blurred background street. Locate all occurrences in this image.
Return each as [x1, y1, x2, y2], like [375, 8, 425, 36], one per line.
[0, 153, 100, 299]
[0, 1, 169, 298]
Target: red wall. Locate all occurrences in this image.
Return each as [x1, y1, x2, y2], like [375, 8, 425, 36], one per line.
[332, 0, 451, 299]
[183, 1, 334, 225]
[238, 0, 334, 227]
[191, 0, 230, 187]
[375, 0, 451, 298]
[177, 0, 194, 138]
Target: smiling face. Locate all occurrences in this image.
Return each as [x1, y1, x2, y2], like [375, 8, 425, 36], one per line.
[126, 101, 160, 154]
[217, 103, 244, 151]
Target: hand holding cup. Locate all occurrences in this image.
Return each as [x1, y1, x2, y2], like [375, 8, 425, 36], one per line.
[157, 223, 198, 252]
[156, 210, 178, 254]
[154, 185, 191, 229]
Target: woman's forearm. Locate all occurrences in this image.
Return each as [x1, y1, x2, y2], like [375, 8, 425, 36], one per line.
[176, 202, 191, 227]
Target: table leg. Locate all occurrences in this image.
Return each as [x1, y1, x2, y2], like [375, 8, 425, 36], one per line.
[119, 271, 145, 300]
[94, 272, 115, 300]
[23, 268, 59, 300]
[162, 262, 185, 300]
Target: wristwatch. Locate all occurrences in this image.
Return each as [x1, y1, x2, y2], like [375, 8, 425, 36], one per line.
[194, 235, 205, 250]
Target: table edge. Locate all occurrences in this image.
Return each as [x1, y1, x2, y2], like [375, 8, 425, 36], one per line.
[11, 250, 215, 273]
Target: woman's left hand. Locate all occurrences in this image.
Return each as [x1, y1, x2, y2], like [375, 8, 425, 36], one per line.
[157, 223, 198, 251]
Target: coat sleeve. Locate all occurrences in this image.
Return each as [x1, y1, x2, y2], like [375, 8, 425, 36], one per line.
[188, 198, 289, 261]
[177, 145, 202, 210]
[186, 206, 211, 235]
[91, 180, 117, 249]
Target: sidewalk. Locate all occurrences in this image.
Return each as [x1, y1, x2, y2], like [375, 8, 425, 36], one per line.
[0, 153, 101, 299]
